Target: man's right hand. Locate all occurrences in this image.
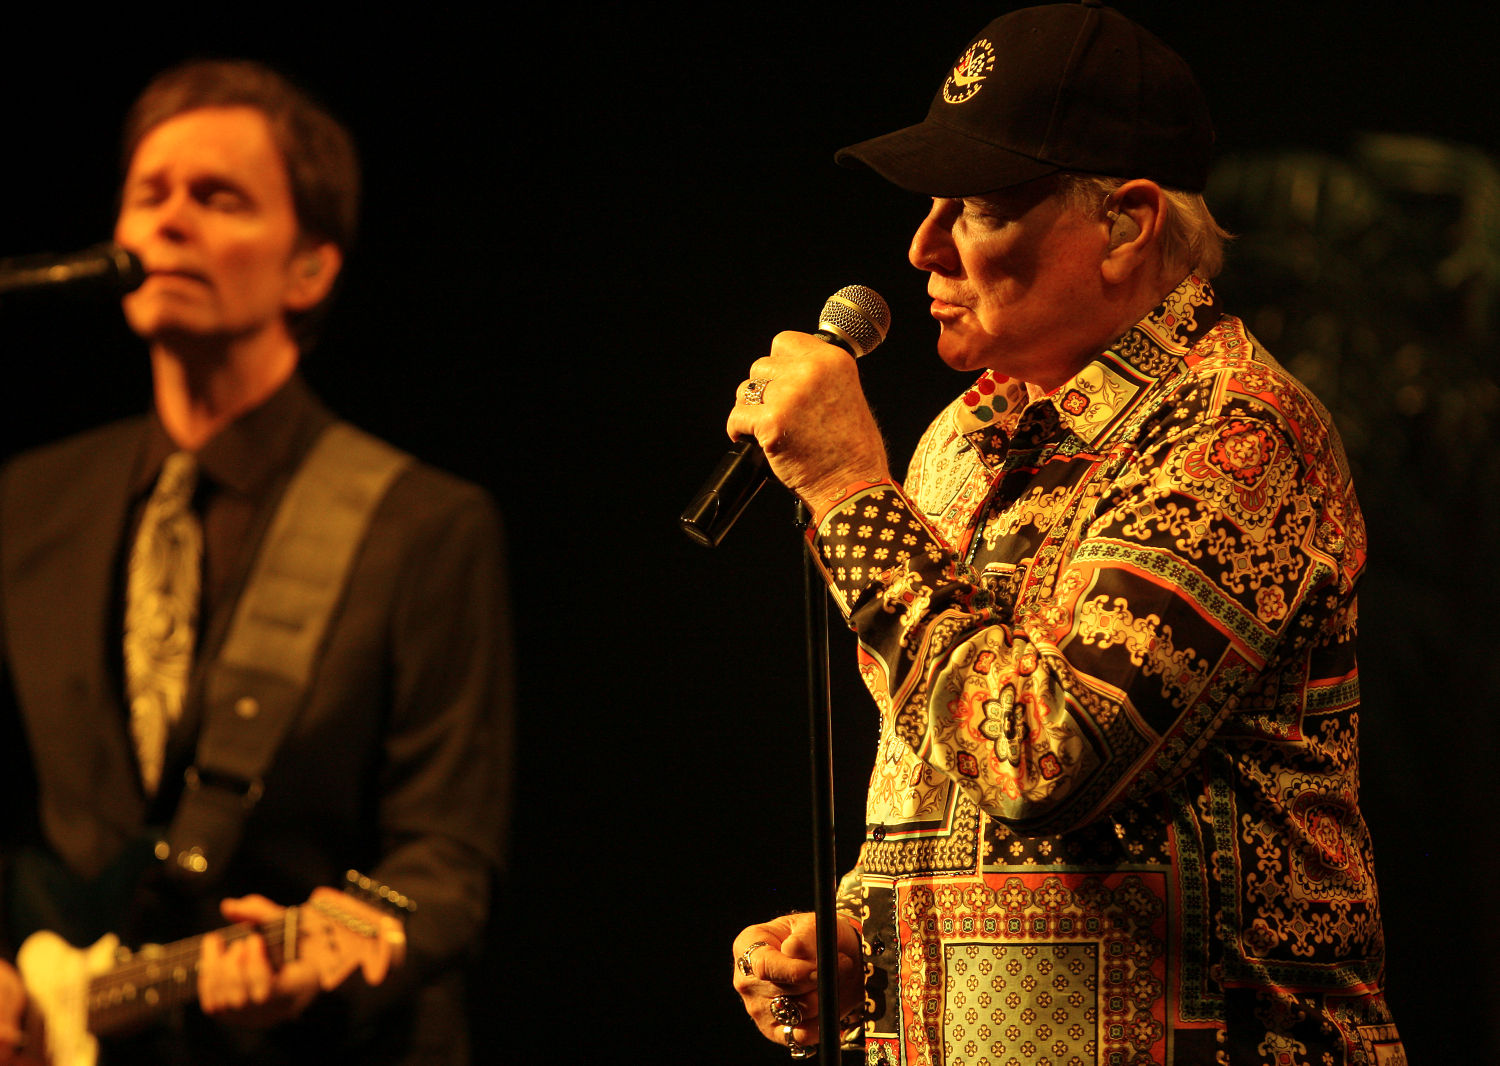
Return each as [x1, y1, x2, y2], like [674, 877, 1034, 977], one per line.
[732, 912, 863, 1052]
[0, 959, 22, 1066]
[725, 331, 891, 523]
[0, 959, 43, 1066]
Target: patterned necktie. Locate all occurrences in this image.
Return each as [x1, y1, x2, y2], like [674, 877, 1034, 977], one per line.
[124, 451, 202, 797]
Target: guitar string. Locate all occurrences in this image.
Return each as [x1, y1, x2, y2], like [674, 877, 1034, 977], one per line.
[87, 915, 295, 1026]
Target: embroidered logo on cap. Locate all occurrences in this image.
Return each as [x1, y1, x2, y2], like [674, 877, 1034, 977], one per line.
[943, 39, 995, 104]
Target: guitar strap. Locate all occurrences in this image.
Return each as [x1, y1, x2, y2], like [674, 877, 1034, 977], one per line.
[161, 422, 411, 889]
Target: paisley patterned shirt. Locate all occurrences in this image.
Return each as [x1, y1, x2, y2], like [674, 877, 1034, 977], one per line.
[815, 277, 1404, 1065]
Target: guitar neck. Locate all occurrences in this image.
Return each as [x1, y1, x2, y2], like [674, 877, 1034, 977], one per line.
[85, 911, 296, 1036]
[18, 872, 408, 1063]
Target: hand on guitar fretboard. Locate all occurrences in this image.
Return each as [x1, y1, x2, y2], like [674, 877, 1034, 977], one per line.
[16, 871, 412, 1066]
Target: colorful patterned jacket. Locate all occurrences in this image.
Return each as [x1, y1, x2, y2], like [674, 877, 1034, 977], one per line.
[816, 277, 1404, 1065]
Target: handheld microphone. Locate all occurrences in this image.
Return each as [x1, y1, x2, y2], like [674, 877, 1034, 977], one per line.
[680, 285, 891, 547]
[0, 242, 145, 298]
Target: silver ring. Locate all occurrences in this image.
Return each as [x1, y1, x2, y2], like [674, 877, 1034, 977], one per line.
[742, 378, 770, 405]
[783, 1024, 815, 1058]
[770, 994, 804, 1026]
[737, 940, 768, 977]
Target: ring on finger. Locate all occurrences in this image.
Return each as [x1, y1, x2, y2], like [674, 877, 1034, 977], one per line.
[783, 1024, 816, 1059]
[737, 940, 768, 977]
[770, 994, 804, 1027]
[742, 378, 771, 405]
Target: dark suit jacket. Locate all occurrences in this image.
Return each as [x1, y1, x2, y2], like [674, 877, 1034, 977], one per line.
[0, 378, 512, 1064]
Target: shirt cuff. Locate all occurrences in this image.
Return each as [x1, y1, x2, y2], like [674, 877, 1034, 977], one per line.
[809, 482, 950, 619]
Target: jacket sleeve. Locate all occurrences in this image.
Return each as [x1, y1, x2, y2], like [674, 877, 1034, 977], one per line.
[811, 384, 1361, 835]
[348, 478, 514, 1015]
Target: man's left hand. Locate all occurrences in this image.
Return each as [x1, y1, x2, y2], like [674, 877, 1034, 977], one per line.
[732, 912, 863, 1051]
[198, 895, 319, 1028]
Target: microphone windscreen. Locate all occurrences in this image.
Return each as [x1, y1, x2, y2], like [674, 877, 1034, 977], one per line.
[817, 284, 891, 357]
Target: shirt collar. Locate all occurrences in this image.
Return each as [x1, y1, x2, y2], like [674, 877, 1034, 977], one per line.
[954, 274, 1223, 455]
[130, 374, 332, 498]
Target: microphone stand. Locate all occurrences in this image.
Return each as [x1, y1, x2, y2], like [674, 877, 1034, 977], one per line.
[678, 285, 889, 1058]
[795, 500, 848, 1060]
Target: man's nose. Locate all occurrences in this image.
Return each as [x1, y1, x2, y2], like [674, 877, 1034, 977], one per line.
[150, 190, 195, 242]
[909, 199, 959, 276]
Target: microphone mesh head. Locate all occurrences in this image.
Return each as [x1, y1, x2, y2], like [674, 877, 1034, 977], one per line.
[818, 284, 891, 357]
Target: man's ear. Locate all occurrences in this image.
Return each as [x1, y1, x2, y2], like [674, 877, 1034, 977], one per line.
[1101, 179, 1164, 283]
[285, 240, 343, 312]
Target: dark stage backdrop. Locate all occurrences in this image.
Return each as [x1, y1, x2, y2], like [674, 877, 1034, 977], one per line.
[1, 5, 1493, 1063]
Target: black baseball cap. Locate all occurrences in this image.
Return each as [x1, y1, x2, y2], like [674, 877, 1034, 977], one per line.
[835, 1, 1214, 196]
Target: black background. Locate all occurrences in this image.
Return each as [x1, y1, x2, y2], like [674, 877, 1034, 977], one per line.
[1, 4, 1494, 1062]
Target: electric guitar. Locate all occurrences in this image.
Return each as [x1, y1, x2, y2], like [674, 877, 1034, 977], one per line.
[12, 870, 412, 1066]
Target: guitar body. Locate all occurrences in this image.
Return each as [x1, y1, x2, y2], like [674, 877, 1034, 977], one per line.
[15, 931, 116, 1066]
